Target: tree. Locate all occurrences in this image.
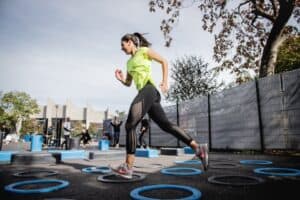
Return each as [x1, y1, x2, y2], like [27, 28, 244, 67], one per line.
[71, 120, 84, 137]
[88, 123, 99, 137]
[149, 0, 300, 80]
[0, 91, 40, 134]
[167, 55, 223, 102]
[275, 35, 300, 73]
[115, 110, 127, 121]
[0, 106, 7, 126]
[20, 119, 38, 136]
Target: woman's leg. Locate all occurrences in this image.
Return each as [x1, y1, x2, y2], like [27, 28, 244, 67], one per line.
[124, 85, 158, 167]
[148, 103, 194, 147]
[148, 100, 209, 170]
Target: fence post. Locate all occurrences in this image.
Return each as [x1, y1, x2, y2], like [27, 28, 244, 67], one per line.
[208, 94, 212, 151]
[255, 78, 265, 152]
[176, 99, 180, 148]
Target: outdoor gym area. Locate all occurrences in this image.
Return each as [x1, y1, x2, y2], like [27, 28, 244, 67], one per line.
[0, 144, 300, 200]
[1, 62, 300, 200]
[1, 0, 300, 199]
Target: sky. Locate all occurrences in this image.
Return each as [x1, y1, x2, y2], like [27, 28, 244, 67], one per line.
[0, 0, 222, 113]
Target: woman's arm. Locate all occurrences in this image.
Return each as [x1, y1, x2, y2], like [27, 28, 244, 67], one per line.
[147, 48, 169, 93]
[115, 69, 132, 87]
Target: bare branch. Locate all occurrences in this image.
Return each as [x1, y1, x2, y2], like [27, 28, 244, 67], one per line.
[254, 7, 276, 22]
[250, 0, 275, 22]
[251, 15, 259, 28]
[270, 0, 278, 17]
[238, 0, 251, 13]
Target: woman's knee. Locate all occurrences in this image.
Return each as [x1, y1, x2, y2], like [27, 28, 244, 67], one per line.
[125, 119, 139, 132]
[125, 121, 133, 132]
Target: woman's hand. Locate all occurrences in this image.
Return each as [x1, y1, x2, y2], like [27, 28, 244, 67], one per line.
[115, 69, 132, 87]
[160, 81, 169, 95]
[115, 69, 124, 82]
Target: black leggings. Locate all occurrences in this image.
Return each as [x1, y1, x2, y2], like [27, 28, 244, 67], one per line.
[138, 131, 147, 148]
[125, 84, 193, 154]
[114, 131, 120, 145]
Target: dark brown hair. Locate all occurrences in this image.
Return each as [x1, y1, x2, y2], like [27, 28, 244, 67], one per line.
[121, 32, 151, 47]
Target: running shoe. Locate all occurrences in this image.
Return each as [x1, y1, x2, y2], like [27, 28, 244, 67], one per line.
[195, 143, 209, 171]
[111, 163, 133, 179]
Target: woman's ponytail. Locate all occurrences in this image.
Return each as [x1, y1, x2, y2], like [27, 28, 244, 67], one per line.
[133, 32, 151, 47]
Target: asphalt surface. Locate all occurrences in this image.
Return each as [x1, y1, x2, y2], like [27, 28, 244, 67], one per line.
[1, 149, 300, 200]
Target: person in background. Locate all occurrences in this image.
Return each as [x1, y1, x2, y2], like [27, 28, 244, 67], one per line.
[80, 127, 91, 148]
[0, 124, 9, 150]
[110, 116, 123, 148]
[46, 126, 53, 146]
[102, 119, 112, 142]
[61, 118, 72, 150]
[138, 118, 149, 149]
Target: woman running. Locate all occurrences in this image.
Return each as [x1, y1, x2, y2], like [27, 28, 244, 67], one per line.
[112, 32, 208, 179]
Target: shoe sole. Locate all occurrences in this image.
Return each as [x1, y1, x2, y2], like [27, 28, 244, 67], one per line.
[111, 167, 133, 180]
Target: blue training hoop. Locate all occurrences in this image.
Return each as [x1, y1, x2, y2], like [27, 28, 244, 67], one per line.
[240, 160, 273, 165]
[130, 184, 202, 200]
[5, 179, 69, 194]
[254, 167, 300, 177]
[82, 166, 111, 174]
[161, 167, 202, 176]
[174, 160, 202, 165]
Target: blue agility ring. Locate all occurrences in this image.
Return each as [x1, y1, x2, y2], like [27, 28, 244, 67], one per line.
[175, 160, 202, 165]
[161, 167, 202, 176]
[130, 184, 202, 200]
[240, 160, 273, 165]
[5, 179, 69, 194]
[82, 166, 111, 174]
[254, 167, 300, 177]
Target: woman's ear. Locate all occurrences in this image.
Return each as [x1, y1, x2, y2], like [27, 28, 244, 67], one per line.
[128, 40, 134, 47]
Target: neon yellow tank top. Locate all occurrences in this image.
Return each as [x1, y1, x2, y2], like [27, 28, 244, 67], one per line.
[127, 47, 156, 91]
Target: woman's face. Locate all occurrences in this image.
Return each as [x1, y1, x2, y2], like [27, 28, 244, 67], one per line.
[121, 40, 133, 55]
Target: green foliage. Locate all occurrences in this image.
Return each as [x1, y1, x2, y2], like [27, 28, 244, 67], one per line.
[115, 110, 126, 121]
[167, 55, 223, 102]
[0, 91, 40, 133]
[88, 123, 99, 137]
[71, 120, 84, 137]
[275, 36, 300, 73]
[0, 106, 7, 126]
[20, 119, 37, 136]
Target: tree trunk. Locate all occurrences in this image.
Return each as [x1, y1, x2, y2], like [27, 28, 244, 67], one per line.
[259, 0, 295, 78]
[15, 119, 22, 135]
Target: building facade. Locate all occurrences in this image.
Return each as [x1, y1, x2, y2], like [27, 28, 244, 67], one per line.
[33, 98, 113, 129]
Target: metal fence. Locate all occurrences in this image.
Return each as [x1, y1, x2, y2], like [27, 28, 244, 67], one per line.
[119, 69, 300, 150]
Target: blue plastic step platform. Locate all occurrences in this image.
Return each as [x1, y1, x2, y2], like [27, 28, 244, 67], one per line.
[135, 149, 159, 158]
[184, 147, 195, 154]
[0, 151, 17, 164]
[98, 139, 110, 151]
[160, 148, 184, 156]
[48, 150, 88, 161]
